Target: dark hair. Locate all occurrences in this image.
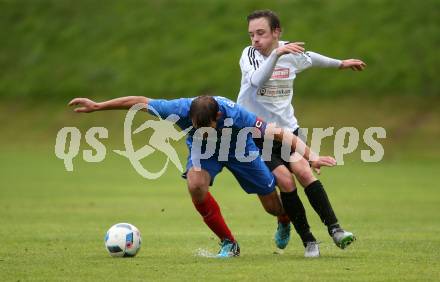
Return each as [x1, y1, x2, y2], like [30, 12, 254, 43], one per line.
[189, 96, 219, 128]
[247, 10, 281, 31]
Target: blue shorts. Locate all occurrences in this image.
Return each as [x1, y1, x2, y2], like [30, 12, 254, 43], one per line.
[183, 154, 276, 196]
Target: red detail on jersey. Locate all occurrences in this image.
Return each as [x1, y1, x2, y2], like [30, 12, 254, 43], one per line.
[255, 117, 266, 134]
[271, 68, 289, 79]
[255, 120, 263, 128]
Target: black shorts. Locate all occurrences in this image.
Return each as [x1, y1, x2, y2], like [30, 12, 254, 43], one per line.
[253, 128, 306, 172]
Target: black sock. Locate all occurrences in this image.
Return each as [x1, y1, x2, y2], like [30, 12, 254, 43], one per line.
[304, 180, 340, 235]
[280, 190, 316, 245]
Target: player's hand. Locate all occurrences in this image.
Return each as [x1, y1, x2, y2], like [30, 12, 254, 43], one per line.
[68, 98, 99, 113]
[340, 59, 366, 71]
[276, 42, 305, 56]
[310, 156, 337, 175]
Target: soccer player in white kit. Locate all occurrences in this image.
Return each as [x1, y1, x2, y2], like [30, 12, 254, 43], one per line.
[237, 10, 366, 257]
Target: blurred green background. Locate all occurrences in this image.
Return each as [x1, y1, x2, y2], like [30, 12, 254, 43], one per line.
[0, 0, 439, 158]
[1, 0, 439, 101]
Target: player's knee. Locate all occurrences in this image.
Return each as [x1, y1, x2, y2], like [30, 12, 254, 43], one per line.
[294, 167, 315, 187]
[187, 174, 209, 200]
[187, 179, 207, 194]
[275, 172, 296, 193]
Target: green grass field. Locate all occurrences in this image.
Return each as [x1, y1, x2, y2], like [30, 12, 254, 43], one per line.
[1, 1, 439, 280]
[0, 98, 439, 281]
[1, 0, 439, 100]
[1, 150, 439, 281]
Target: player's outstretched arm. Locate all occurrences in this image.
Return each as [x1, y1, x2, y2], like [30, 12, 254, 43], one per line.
[265, 124, 337, 174]
[68, 96, 149, 113]
[339, 59, 366, 71]
[306, 51, 366, 71]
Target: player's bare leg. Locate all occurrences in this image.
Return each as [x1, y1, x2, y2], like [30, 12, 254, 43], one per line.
[257, 190, 284, 216]
[186, 168, 240, 257]
[290, 154, 356, 249]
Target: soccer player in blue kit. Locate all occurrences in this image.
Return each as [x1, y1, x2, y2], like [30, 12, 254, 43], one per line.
[69, 95, 336, 257]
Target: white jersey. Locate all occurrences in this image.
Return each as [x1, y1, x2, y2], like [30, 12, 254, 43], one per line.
[236, 41, 340, 131]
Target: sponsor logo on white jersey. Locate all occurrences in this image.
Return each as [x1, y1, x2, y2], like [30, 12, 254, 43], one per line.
[271, 68, 290, 79]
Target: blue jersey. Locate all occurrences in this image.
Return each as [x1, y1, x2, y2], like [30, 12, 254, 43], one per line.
[147, 96, 266, 158]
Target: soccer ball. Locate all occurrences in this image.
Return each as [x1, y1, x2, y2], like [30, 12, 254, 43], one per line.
[104, 223, 141, 257]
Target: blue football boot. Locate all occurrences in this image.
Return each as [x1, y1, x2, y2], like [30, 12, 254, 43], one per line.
[274, 222, 291, 250]
[216, 239, 240, 258]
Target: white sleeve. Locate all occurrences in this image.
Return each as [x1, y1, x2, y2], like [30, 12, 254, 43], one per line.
[287, 52, 313, 73]
[249, 50, 279, 88]
[306, 51, 342, 68]
[239, 47, 279, 88]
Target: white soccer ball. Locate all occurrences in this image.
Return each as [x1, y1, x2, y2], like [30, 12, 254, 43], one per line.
[104, 223, 141, 257]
